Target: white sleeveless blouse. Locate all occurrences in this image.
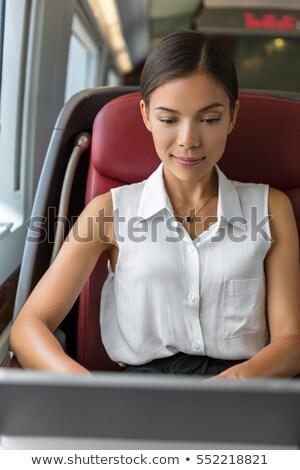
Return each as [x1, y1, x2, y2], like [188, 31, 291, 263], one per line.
[100, 163, 271, 366]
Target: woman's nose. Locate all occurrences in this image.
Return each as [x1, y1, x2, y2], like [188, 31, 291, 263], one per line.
[177, 122, 200, 149]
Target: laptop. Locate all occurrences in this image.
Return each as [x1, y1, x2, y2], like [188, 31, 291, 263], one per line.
[0, 369, 299, 449]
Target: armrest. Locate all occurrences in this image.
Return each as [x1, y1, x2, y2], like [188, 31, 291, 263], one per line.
[0, 328, 66, 370]
[0, 351, 22, 368]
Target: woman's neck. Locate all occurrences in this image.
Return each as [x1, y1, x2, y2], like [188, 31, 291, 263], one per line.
[162, 164, 218, 206]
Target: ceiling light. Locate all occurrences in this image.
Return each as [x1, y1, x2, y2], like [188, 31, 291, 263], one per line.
[87, 0, 133, 74]
[274, 38, 285, 48]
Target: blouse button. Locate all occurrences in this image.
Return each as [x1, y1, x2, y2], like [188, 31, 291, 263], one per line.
[192, 342, 201, 351]
[188, 245, 195, 253]
[187, 294, 195, 302]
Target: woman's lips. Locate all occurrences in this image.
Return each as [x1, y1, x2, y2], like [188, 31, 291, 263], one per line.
[173, 156, 206, 167]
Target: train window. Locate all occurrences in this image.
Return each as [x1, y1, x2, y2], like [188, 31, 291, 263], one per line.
[65, 15, 100, 102]
[0, 0, 5, 102]
[107, 68, 120, 86]
[0, 0, 28, 233]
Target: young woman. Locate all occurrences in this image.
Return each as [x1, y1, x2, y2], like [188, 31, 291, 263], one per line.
[10, 31, 300, 378]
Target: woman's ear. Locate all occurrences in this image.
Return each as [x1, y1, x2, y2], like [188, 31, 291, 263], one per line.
[227, 100, 240, 135]
[140, 100, 152, 132]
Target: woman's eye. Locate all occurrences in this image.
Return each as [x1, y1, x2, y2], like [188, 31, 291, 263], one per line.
[160, 118, 176, 124]
[201, 118, 220, 125]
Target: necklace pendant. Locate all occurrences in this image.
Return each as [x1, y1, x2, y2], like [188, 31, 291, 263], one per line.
[185, 216, 193, 223]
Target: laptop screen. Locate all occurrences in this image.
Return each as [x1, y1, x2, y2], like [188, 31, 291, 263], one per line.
[0, 369, 299, 449]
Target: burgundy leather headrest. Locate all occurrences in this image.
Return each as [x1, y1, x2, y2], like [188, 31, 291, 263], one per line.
[221, 92, 300, 189]
[90, 92, 160, 184]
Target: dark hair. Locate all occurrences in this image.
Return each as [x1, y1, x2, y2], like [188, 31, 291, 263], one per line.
[140, 30, 238, 110]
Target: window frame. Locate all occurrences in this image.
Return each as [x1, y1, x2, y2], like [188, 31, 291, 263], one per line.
[0, 0, 29, 257]
[64, 14, 102, 102]
[107, 67, 121, 86]
[0, 0, 5, 101]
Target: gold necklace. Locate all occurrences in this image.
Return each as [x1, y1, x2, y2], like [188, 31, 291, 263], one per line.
[171, 189, 215, 223]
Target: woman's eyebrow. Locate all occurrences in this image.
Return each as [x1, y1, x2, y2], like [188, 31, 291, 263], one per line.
[154, 103, 225, 114]
[199, 103, 225, 112]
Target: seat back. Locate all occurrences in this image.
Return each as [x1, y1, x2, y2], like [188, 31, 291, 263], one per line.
[77, 90, 300, 371]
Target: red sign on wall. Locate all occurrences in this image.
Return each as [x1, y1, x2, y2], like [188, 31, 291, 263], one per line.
[244, 13, 297, 31]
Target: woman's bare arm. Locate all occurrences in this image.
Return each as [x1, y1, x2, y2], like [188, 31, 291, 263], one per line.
[217, 188, 300, 379]
[10, 192, 114, 374]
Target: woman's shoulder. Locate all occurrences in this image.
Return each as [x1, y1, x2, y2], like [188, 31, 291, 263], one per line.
[230, 179, 269, 207]
[110, 181, 146, 214]
[231, 179, 268, 191]
[266, 187, 298, 246]
[268, 187, 293, 208]
[231, 180, 293, 214]
[268, 187, 294, 221]
[85, 191, 113, 216]
[111, 180, 145, 197]
[85, 178, 147, 213]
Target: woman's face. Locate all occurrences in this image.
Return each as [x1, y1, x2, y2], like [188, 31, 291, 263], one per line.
[140, 73, 239, 183]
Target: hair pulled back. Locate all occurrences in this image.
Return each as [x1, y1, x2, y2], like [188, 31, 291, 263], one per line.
[140, 30, 238, 110]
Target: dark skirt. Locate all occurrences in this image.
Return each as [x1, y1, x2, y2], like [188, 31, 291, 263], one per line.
[123, 352, 245, 376]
